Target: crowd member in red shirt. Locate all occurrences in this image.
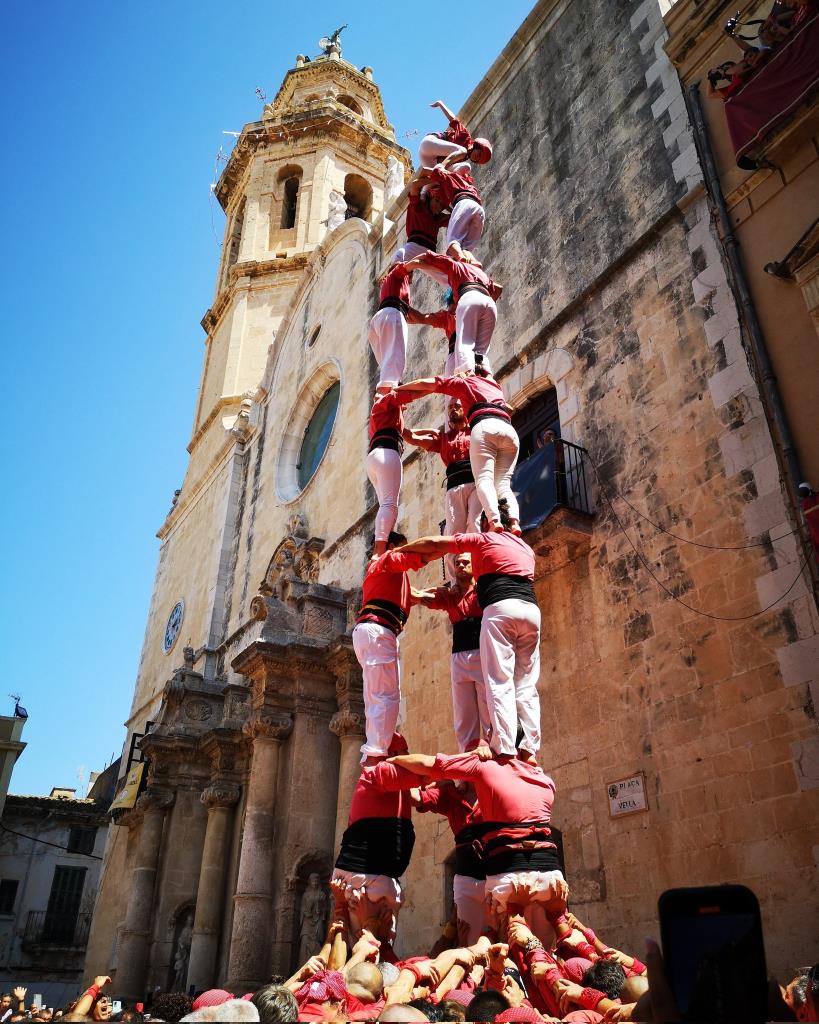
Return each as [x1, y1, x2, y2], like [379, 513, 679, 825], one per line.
[396, 366, 520, 532]
[418, 99, 493, 169]
[412, 780, 489, 944]
[353, 535, 426, 760]
[369, 263, 412, 387]
[331, 736, 417, 952]
[415, 553, 488, 751]
[402, 399, 482, 574]
[394, 504, 540, 759]
[401, 250, 501, 374]
[389, 179, 450, 286]
[367, 387, 414, 557]
[388, 750, 567, 947]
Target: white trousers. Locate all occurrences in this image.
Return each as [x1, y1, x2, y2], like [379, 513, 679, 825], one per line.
[451, 650, 490, 752]
[352, 622, 401, 760]
[454, 291, 496, 372]
[444, 481, 482, 579]
[453, 874, 488, 945]
[367, 447, 402, 543]
[331, 868, 402, 943]
[486, 870, 566, 916]
[480, 599, 541, 756]
[368, 307, 407, 386]
[391, 241, 449, 285]
[419, 133, 465, 168]
[469, 419, 520, 524]
[447, 199, 485, 252]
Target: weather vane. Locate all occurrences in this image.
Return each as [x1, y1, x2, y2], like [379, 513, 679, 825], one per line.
[319, 24, 348, 57]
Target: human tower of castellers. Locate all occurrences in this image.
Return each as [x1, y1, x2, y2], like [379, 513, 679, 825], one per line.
[306, 102, 651, 1023]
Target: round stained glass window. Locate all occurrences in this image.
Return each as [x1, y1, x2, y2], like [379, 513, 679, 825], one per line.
[297, 381, 340, 490]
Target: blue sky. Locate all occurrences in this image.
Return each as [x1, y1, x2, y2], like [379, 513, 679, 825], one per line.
[0, 0, 534, 797]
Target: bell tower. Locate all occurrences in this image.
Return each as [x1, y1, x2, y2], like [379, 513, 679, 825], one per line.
[192, 42, 411, 456]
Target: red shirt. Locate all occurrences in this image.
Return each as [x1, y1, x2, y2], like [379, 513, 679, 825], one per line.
[357, 550, 426, 633]
[379, 264, 411, 306]
[426, 583, 481, 623]
[368, 391, 404, 441]
[450, 532, 536, 581]
[416, 782, 477, 837]
[432, 373, 510, 425]
[436, 117, 474, 150]
[347, 761, 418, 825]
[426, 309, 456, 340]
[427, 752, 555, 848]
[421, 253, 491, 299]
[427, 163, 482, 206]
[346, 994, 384, 1020]
[406, 191, 447, 246]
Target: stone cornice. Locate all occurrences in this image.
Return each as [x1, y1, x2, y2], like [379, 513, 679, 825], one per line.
[663, 0, 757, 71]
[216, 109, 411, 210]
[201, 256, 311, 335]
[157, 429, 241, 540]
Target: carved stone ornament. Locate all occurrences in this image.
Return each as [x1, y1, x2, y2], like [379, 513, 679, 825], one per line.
[259, 514, 325, 596]
[329, 708, 365, 740]
[183, 698, 214, 723]
[304, 605, 333, 639]
[201, 783, 241, 810]
[137, 789, 176, 814]
[243, 713, 294, 743]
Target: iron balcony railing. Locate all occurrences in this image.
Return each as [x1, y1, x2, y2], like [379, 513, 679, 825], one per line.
[512, 438, 593, 532]
[22, 910, 92, 949]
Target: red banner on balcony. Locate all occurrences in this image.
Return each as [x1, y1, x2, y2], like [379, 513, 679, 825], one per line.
[724, 11, 819, 166]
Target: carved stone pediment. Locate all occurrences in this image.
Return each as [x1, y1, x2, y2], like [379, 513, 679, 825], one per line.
[260, 514, 325, 598]
[153, 667, 225, 739]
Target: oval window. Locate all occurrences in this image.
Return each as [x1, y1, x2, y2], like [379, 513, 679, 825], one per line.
[297, 381, 340, 490]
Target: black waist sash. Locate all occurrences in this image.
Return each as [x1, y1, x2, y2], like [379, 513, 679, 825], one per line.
[481, 821, 559, 875]
[477, 573, 537, 608]
[445, 458, 474, 490]
[454, 822, 489, 880]
[467, 401, 512, 428]
[369, 428, 404, 454]
[452, 616, 482, 654]
[458, 282, 490, 299]
[407, 232, 435, 248]
[452, 191, 482, 208]
[356, 598, 408, 635]
[378, 297, 409, 315]
[448, 333, 456, 354]
[335, 817, 416, 878]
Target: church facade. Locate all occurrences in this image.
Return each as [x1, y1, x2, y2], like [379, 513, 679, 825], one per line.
[84, 0, 819, 998]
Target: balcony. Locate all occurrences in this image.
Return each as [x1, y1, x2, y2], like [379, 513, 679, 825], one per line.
[513, 438, 593, 530]
[22, 910, 92, 951]
[723, 11, 819, 167]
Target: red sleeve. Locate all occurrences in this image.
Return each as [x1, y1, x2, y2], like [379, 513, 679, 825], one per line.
[449, 532, 485, 553]
[369, 762, 424, 792]
[432, 375, 462, 398]
[425, 586, 456, 611]
[415, 786, 444, 814]
[426, 310, 451, 332]
[578, 988, 607, 1010]
[377, 550, 428, 573]
[427, 752, 482, 782]
[420, 252, 454, 277]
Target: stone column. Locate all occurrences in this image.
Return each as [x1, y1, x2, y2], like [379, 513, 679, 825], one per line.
[186, 783, 240, 992]
[226, 713, 293, 992]
[329, 709, 366, 850]
[115, 789, 175, 1001]
[327, 641, 365, 851]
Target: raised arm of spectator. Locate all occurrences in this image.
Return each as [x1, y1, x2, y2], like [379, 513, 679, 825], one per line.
[12, 988, 26, 1016]
[344, 929, 381, 975]
[284, 955, 328, 992]
[73, 977, 110, 1018]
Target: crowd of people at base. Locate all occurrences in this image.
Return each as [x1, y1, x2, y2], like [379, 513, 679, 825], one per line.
[706, 0, 817, 99]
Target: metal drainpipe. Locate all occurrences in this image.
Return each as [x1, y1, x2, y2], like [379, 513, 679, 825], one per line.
[686, 83, 817, 580]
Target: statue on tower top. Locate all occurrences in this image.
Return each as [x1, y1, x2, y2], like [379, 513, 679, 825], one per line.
[319, 24, 348, 57]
